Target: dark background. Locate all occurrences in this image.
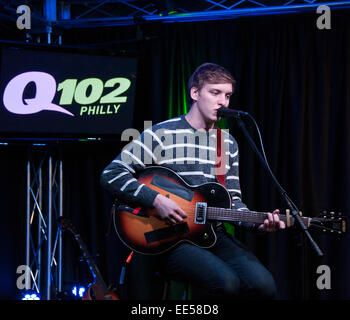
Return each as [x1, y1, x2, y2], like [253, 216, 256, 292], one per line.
[1, 9, 349, 300]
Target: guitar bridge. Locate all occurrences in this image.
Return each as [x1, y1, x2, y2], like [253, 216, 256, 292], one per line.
[195, 202, 207, 224]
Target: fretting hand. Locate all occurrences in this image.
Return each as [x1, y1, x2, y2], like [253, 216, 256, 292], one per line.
[257, 209, 286, 232]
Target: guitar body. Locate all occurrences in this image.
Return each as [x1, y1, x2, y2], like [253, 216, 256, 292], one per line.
[115, 166, 232, 255]
[83, 283, 119, 300]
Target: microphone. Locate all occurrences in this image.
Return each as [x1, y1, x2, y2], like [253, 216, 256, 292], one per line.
[217, 107, 249, 119]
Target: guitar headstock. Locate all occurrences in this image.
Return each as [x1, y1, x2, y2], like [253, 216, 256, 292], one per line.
[57, 217, 78, 236]
[309, 211, 347, 236]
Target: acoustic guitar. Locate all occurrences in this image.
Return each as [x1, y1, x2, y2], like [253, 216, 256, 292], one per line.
[114, 166, 347, 255]
[57, 217, 119, 300]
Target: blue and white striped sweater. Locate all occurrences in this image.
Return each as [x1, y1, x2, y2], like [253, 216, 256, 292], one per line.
[100, 115, 259, 232]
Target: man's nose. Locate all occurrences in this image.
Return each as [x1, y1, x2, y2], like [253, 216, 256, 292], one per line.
[218, 95, 229, 106]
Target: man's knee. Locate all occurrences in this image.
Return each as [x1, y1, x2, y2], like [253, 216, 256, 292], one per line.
[250, 274, 277, 299]
[224, 277, 241, 296]
[211, 273, 240, 297]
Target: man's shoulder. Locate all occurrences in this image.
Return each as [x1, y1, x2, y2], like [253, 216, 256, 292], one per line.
[148, 115, 187, 131]
[220, 128, 236, 141]
[219, 128, 238, 150]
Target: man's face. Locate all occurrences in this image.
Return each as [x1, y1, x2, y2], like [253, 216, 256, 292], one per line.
[191, 82, 233, 123]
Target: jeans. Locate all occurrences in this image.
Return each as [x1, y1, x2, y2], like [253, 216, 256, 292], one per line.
[159, 225, 277, 299]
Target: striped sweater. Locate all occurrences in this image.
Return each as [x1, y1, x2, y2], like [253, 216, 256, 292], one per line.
[100, 115, 259, 231]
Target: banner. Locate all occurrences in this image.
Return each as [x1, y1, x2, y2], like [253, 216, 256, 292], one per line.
[0, 47, 137, 137]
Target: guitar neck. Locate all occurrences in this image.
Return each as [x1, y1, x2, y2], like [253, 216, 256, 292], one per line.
[74, 234, 108, 293]
[207, 207, 310, 227]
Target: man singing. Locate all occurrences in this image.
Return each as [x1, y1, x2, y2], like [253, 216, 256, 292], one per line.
[101, 63, 285, 299]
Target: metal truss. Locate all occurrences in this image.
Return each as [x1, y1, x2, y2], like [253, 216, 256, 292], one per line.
[25, 148, 63, 300]
[1, 0, 350, 30]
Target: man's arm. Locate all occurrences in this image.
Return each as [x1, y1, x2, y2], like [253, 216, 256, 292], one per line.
[225, 138, 259, 232]
[100, 130, 159, 208]
[100, 128, 187, 224]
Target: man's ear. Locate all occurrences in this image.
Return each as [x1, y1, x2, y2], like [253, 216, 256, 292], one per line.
[190, 87, 199, 102]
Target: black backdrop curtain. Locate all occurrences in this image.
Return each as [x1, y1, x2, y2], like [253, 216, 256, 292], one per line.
[1, 9, 350, 300]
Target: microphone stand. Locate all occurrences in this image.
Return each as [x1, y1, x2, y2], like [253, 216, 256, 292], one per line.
[233, 114, 323, 298]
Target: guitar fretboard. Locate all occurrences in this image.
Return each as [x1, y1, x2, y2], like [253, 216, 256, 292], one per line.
[207, 207, 310, 227]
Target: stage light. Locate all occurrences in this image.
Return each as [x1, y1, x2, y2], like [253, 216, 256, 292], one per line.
[21, 291, 40, 300]
[79, 287, 86, 297]
[72, 285, 86, 298]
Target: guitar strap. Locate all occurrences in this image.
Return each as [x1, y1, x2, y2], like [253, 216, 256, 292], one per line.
[215, 126, 236, 236]
[215, 126, 226, 187]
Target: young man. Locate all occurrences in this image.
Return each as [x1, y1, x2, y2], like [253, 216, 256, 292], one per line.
[100, 63, 285, 299]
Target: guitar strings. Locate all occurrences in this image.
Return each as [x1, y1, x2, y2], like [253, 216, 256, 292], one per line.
[180, 204, 292, 224]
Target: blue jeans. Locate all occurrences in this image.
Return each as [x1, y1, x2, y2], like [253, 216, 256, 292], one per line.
[160, 225, 277, 299]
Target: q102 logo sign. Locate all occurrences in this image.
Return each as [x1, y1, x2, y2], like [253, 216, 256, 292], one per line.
[2, 71, 131, 117]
